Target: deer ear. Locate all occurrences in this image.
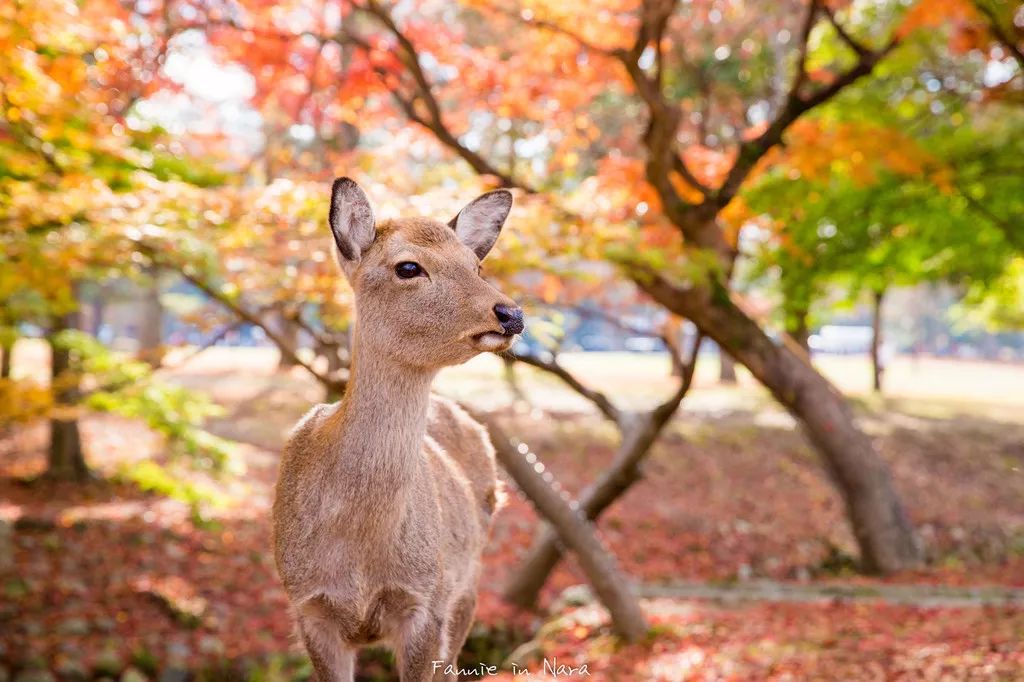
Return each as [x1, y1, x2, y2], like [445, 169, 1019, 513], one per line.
[448, 189, 512, 260]
[329, 177, 375, 272]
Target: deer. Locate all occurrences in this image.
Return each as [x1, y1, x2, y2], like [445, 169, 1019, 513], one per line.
[272, 177, 524, 681]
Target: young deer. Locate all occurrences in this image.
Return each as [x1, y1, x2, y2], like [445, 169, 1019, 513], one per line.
[272, 178, 523, 681]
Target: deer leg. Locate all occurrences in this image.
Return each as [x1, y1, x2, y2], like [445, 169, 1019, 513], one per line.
[435, 593, 476, 681]
[297, 603, 356, 682]
[397, 613, 444, 682]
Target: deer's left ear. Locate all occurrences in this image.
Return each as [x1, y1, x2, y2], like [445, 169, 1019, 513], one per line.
[448, 189, 513, 260]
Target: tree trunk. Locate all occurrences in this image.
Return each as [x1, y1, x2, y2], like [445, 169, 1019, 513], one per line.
[718, 349, 737, 383]
[476, 411, 648, 641]
[636, 275, 920, 573]
[47, 306, 89, 481]
[870, 289, 885, 393]
[137, 268, 164, 368]
[271, 310, 300, 370]
[0, 336, 12, 379]
[787, 307, 811, 354]
[323, 341, 348, 402]
[504, 411, 672, 608]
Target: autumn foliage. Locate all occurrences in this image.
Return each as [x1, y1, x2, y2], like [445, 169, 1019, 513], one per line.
[2, 0, 1023, 678]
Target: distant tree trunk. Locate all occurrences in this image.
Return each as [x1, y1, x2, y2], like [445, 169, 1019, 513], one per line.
[870, 289, 885, 393]
[272, 310, 301, 370]
[718, 350, 737, 383]
[637, 274, 921, 573]
[137, 268, 164, 368]
[0, 336, 12, 379]
[788, 307, 811, 354]
[323, 339, 349, 402]
[478, 413, 647, 641]
[47, 304, 89, 481]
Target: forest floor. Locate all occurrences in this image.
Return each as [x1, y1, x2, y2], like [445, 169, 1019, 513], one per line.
[2, 347, 1023, 680]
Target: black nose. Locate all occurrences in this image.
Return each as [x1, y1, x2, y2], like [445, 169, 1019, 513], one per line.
[494, 304, 525, 335]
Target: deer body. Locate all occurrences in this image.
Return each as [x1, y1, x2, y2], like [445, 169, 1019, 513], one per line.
[273, 180, 522, 681]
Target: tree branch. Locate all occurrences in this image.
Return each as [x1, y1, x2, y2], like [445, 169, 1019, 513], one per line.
[820, 4, 870, 58]
[354, 0, 531, 190]
[471, 410, 648, 640]
[792, 0, 823, 98]
[954, 181, 1023, 250]
[714, 4, 899, 209]
[673, 154, 712, 197]
[490, 4, 619, 56]
[655, 332, 702, 418]
[155, 321, 242, 372]
[137, 244, 345, 393]
[509, 350, 621, 423]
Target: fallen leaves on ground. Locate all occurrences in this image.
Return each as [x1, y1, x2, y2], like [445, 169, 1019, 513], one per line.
[2, 401, 1023, 678]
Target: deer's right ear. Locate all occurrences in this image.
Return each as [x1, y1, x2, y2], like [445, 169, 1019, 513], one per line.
[329, 177, 375, 273]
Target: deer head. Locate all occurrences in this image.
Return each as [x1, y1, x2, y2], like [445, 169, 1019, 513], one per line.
[328, 177, 524, 369]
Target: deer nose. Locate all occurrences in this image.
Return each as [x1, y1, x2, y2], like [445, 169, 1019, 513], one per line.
[493, 304, 525, 335]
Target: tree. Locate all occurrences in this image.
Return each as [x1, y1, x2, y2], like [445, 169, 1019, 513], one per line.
[0, 0, 229, 478]
[47, 298, 89, 480]
[740, 76, 1024, 390]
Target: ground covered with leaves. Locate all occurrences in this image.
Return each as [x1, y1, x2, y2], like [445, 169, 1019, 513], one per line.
[2, 365, 1023, 680]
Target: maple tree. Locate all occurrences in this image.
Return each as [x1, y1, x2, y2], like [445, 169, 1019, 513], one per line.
[0, 0, 232, 482]
[739, 4, 1024, 387]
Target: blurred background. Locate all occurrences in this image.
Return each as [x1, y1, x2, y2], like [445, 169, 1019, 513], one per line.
[1, 0, 1023, 679]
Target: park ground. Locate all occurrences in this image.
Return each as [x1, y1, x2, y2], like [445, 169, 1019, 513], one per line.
[2, 344, 1024, 680]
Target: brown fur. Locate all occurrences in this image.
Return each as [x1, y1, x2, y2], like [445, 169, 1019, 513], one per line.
[273, 185, 517, 682]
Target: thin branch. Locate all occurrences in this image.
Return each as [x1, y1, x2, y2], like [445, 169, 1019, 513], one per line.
[354, 0, 531, 190]
[792, 0, 823, 98]
[820, 4, 870, 58]
[714, 6, 900, 209]
[490, 4, 618, 56]
[155, 321, 242, 372]
[509, 351, 621, 423]
[564, 304, 671, 345]
[293, 39, 328, 123]
[954, 181, 1023, 250]
[673, 154, 712, 197]
[654, 332, 702, 418]
[610, 1, 711, 230]
[0, 92, 65, 175]
[137, 244, 344, 392]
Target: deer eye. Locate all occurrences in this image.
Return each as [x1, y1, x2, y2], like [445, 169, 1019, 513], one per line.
[395, 261, 423, 279]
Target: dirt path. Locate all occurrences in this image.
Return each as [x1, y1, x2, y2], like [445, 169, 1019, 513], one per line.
[638, 579, 1024, 608]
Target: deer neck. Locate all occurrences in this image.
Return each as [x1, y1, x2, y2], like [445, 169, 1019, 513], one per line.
[332, 328, 436, 488]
